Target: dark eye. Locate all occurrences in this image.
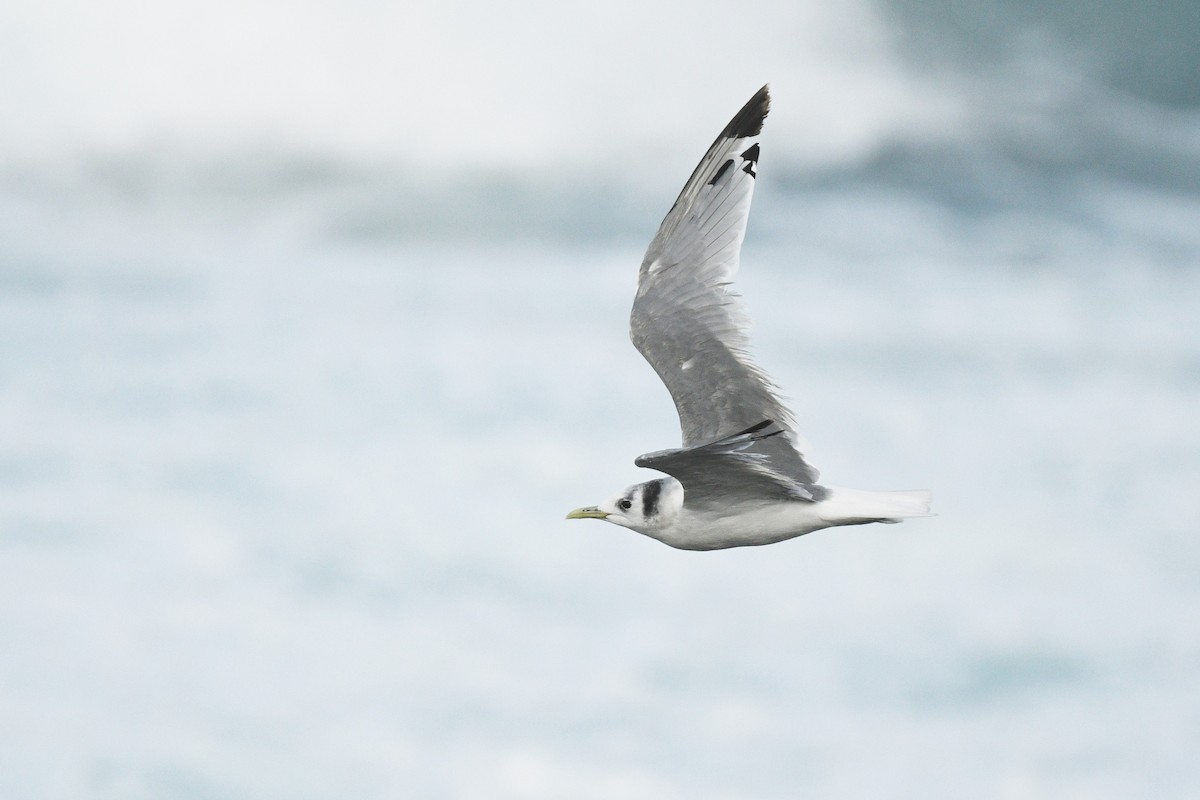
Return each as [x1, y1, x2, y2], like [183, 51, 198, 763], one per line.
[619, 499, 632, 511]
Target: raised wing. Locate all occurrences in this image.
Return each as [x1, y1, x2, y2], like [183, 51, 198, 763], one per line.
[630, 85, 819, 485]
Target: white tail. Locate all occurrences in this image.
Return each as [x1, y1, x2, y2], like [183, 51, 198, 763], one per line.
[820, 488, 934, 525]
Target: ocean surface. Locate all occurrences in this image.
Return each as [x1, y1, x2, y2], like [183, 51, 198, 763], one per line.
[2, 1, 1199, 798]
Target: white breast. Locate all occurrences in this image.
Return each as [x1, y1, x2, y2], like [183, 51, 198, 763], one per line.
[648, 500, 832, 550]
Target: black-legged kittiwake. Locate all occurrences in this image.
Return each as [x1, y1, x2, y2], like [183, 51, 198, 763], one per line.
[567, 85, 932, 550]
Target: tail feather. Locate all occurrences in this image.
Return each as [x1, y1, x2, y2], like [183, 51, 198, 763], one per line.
[820, 488, 933, 526]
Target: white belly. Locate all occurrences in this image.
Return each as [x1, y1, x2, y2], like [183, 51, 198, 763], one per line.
[653, 501, 832, 550]
[643, 486, 931, 550]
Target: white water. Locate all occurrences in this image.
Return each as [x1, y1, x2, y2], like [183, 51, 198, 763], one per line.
[2, 1, 1200, 797]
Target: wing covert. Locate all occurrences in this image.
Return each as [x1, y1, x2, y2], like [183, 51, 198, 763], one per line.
[635, 421, 823, 508]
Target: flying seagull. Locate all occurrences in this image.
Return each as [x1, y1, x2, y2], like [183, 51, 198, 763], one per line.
[566, 85, 932, 550]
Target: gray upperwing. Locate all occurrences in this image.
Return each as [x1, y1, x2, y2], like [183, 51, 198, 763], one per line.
[629, 85, 820, 485]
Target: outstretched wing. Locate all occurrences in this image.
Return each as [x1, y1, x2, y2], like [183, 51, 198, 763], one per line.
[630, 84, 819, 485]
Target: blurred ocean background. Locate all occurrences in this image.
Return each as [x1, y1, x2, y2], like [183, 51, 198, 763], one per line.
[2, 1, 1199, 797]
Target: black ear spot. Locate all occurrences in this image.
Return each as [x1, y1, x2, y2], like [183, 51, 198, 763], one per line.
[641, 479, 663, 518]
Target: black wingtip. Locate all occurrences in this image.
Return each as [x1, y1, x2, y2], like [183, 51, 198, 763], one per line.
[722, 84, 770, 140]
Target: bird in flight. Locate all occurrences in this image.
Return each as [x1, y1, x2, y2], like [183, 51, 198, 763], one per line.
[566, 85, 932, 550]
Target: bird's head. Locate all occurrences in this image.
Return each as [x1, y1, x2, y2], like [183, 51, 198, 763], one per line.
[566, 477, 681, 535]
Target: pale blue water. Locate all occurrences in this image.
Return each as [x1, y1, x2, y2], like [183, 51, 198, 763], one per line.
[3, 2, 1200, 798]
